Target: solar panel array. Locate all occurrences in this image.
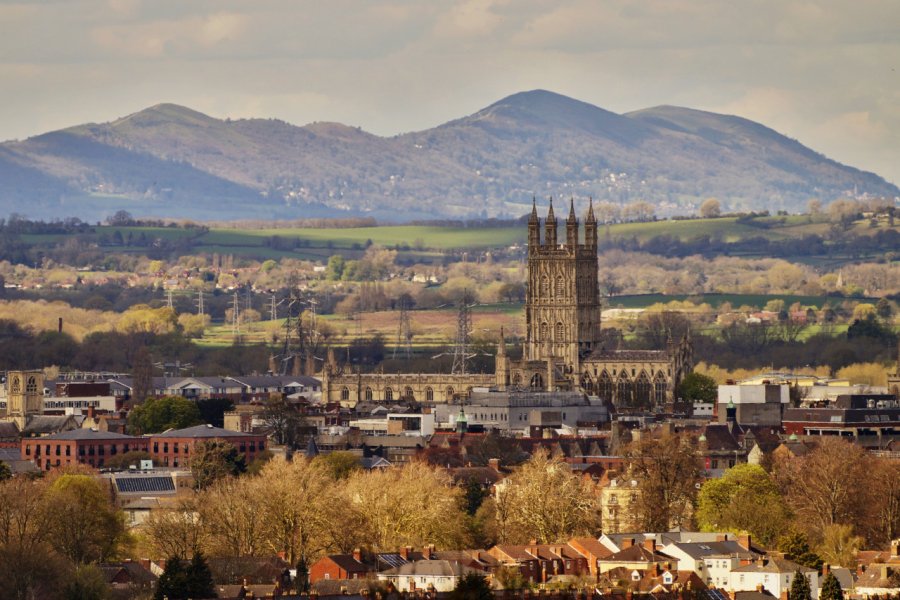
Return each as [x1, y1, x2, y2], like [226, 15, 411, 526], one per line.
[706, 588, 730, 600]
[115, 476, 176, 494]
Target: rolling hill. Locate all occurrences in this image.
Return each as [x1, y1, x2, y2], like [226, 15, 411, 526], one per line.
[0, 90, 895, 221]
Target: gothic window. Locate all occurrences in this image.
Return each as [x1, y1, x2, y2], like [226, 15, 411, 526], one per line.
[384, 387, 393, 401]
[365, 387, 373, 401]
[654, 373, 667, 405]
[540, 322, 549, 342]
[616, 372, 631, 406]
[541, 275, 550, 297]
[580, 372, 594, 394]
[512, 372, 522, 387]
[635, 372, 652, 408]
[404, 386, 415, 401]
[530, 373, 544, 389]
[425, 387, 434, 402]
[341, 387, 350, 402]
[555, 322, 565, 341]
[10, 376, 20, 394]
[26, 377, 37, 394]
[597, 371, 613, 400]
[556, 275, 565, 297]
[446, 387, 455, 401]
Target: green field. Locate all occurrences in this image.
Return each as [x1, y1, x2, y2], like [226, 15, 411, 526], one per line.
[606, 293, 865, 310]
[15, 214, 897, 262]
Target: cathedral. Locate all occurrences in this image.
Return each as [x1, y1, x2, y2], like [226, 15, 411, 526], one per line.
[323, 199, 692, 410]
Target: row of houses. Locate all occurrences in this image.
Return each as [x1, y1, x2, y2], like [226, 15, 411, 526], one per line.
[310, 535, 900, 598]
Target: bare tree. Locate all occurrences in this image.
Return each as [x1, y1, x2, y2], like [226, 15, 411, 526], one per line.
[493, 450, 600, 544]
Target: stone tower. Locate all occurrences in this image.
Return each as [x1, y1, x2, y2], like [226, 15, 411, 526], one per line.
[6, 370, 43, 429]
[525, 198, 601, 369]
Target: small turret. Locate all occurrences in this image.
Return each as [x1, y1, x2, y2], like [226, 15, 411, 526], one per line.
[545, 197, 558, 247]
[585, 197, 598, 250]
[528, 196, 541, 249]
[566, 197, 578, 247]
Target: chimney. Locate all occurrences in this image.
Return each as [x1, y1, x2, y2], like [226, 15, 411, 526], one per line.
[822, 564, 830, 578]
[738, 534, 751, 551]
[400, 546, 410, 560]
[423, 544, 434, 560]
[756, 585, 763, 593]
[621, 537, 634, 549]
[352, 548, 362, 563]
[716, 534, 727, 542]
[779, 590, 788, 600]
[643, 538, 656, 553]
[488, 458, 500, 471]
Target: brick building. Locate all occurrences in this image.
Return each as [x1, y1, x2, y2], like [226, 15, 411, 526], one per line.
[21, 429, 148, 471]
[148, 424, 268, 468]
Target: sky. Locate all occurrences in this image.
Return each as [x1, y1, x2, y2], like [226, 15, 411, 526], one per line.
[2, 0, 899, 185]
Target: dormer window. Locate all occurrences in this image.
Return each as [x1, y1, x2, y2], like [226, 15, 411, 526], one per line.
[632, 570, 640, 582]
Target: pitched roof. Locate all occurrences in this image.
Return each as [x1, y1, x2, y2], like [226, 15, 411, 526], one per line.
[667, 541, 758, 560]
[604, 544, 672, 563]
[112, 475, 176, 494]
[380, 559, 480, 577]
[569, 537, 615, 559]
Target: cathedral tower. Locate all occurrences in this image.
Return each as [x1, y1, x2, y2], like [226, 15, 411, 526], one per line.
[525, 198, 601, 370]
[6, 370, 43, 429]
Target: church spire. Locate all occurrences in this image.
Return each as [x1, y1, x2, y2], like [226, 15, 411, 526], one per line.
[545, 197, 557, 247]
[587, 197, 596, 222]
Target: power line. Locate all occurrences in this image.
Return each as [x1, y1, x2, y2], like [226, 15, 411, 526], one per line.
[393, 296, 413, 360]
[451, 290, 475, 375]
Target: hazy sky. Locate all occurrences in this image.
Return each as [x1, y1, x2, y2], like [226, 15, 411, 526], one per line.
[2, 0, 899, 185]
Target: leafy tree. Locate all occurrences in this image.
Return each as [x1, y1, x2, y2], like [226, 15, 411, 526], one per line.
[696, 463, 791, 547]
[0, 460, 11, 481]
[196, 397, 235, 429]
[295, 557, 310, 594]
[64, 564, 111, 600]
[677, 372, 718, 403]
[700, 198, 721, 218]
[789, 569, 812, 600]
[876, 297, 894, 320]
[46, 474, 126, 564]
[314, 451, 362, 480]
[818, 523, 862, 569]
[325, 255, 345, 280]
[127, 396, 203, 435]
[191, 440, 246, 490]
[820, 571, 844, 600]
[449, 572, 493, 600]
[636, 310, 691, 350]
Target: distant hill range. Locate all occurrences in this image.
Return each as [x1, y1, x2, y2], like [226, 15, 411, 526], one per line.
[0, 90, 896, 221]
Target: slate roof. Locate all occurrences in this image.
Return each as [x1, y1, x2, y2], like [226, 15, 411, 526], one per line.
[667, 541, 757, 560]
[732, 557, 813, 574]
[37, 428, 140, 441]
[326, 554, 371, 574]
[21, 415, 81, 436]
[98, 561, 157, 586]
[604, 544, 672, 563]
[380, 559, 481, 577]
[154, 424, 255, 438]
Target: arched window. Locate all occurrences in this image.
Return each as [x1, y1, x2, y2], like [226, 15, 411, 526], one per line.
[540, 322, 549, 341]
[598, 371, 613, 400]
[635, 372, 652, 408]
[404, 386, 415, 401]
[530, 373, 544, 389]
[425, 387, 434, 402]
[26, 377, 37, 394]
[512, 372, 522, 387]
[654, 373, 668, 406]
[384, 387, 393, 401]
[540, 275, 550, 297]
[556, 275, 565, 297]
[616, 372, 631, 406]
[365, 387, 373, 401]
[446, 387, 455, 401]
[340, 387, 350, 402]
[555, 322, 565, 341]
